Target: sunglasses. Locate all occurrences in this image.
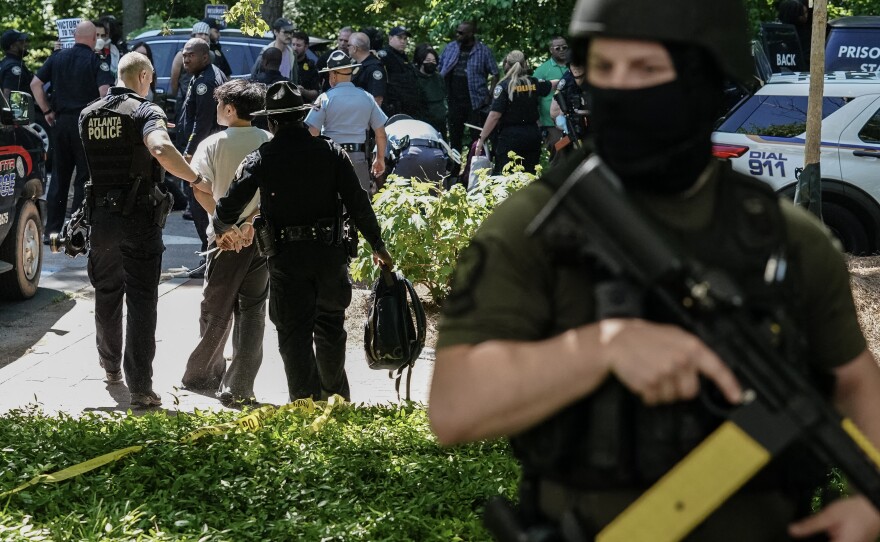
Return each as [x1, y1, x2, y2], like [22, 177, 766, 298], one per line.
[552, 45, 568, 51]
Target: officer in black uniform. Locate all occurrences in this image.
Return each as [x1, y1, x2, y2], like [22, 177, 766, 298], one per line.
[177, 37, 227, 273]
[31, 21, 114, 240]
[550, 60, 589, 159]
[349, 31, 387, 105]
[291, 31, 320, 101]
[213, 81, 394, 402]
[376, 26, 421, 117]
[202, 17, 232, 78]
[0, 30, 32, 99]
[78, 51, 204, 408]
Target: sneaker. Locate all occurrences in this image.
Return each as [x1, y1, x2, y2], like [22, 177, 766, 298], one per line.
[130, 390, 162, 408]
[182, 210, 193, 221]
[105, 370, 123, 383]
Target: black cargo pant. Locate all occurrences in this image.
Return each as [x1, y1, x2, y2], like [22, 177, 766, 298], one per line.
[46, 113, 89, 235]
[267, 242, 352, 401]
[494, 125, 542, 175]
[87, 206, 164, 395]
[447, 97, 482, 155]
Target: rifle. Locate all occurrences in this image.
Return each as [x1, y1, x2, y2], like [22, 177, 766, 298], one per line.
[517, 155, 880, 542]
[553, 92, 584, 153]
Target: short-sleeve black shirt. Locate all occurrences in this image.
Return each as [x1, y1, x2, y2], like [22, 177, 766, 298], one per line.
[35, 44, 114, 113]
[352, 54, 387, 99]
[490, 76, 552, 128]
[297, 56, 320, 92]
[0, 53, 33, 94]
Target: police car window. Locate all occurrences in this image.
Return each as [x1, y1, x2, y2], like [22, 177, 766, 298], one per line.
[719, 96, 846, 137]
[826, 29, 880, 72]
[858, 106, 880, 143]
[220, 43, 253, 77]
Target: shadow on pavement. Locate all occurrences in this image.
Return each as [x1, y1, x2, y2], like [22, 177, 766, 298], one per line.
[0, 287, 77, 370]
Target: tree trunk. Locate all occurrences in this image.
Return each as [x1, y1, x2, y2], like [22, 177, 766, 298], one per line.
[794, 0, 827, 220]
[121, 0, 146, 37]
[260, 0, 284, 25]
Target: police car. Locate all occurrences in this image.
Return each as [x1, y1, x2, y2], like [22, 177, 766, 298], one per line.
[0, 91, 47, 299]
[712, 71, 880, 255]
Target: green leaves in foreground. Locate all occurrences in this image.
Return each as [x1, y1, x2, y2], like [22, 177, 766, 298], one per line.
[0, 404, 519, 541]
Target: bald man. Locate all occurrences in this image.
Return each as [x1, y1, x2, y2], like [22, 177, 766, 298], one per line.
[31, 20, 114, 240]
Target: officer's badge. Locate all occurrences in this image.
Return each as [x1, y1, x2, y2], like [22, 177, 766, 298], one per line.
[493, 85, 503, 99]
[100, 62, 110, 71]
[373, 70, 383, 80]
[377, 49, 387, 59]
[196, 83, 208, 95]
[557, 79, 566, 90]
[11, 66, 21, 76]
[303, 63, 309, 71]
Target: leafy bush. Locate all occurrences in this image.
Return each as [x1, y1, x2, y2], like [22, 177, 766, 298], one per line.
[350, 159, 535, 304]
[0, 403, 519, 541]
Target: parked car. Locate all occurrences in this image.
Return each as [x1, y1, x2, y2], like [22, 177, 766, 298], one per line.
[131, 28, 330, 114]
[0, 91, 47, 299]
[826, 16, 880, 73]
[712, 71, 880, 255]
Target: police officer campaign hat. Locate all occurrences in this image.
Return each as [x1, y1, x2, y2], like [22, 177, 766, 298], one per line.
[251, 81, 314, 117]
[1, 30, 28, 51]
[318, 50, 362, 73]
[568, 0, 752, 84]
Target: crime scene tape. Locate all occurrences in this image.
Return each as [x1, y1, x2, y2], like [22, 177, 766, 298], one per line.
[0, 395, 344, 499]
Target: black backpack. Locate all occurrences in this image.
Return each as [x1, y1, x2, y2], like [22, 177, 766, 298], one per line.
[364, 269, 426, 400]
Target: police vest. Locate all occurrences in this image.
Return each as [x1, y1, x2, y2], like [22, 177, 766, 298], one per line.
[512, 162, 827, 498]
[80, 93, 159, 194]
[556, 74, 589, 140]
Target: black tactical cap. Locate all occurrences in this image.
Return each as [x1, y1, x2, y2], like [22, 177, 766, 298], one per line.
[569, 0, 753, 83]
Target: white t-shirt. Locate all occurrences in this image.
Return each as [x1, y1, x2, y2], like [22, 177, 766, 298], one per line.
[191, 125, 272, 241]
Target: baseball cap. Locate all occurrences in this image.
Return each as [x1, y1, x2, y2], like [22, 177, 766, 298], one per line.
[202, 17, 224, 30]
[1, 30, 28, 51]
[318, 50, 361, 73]
[389, 26, 410, 37]
[273, 18, 295, 31]
[191, 22, 211, 36]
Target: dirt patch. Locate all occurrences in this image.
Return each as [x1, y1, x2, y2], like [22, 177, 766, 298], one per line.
[345, 286, 440, 352]
[848, 255, 880, 358]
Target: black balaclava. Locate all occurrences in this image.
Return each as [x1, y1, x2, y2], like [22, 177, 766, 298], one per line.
[588, 43, 725, 195]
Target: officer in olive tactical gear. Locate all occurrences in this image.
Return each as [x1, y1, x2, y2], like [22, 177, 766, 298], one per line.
[79, 52, 205, 408]
[213, 81, 394, 402]
[429, 1, 880, 540]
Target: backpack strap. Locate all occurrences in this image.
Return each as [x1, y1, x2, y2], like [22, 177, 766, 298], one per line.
[388, 273, 426, 402]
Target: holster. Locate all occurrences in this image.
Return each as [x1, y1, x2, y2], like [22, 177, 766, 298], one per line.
[253, 215, 277, 258]
[343, 221, 359, 259]
[153, 185, 173, 228]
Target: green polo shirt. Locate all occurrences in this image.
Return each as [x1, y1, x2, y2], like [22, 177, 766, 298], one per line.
[533, 58, 567, 127]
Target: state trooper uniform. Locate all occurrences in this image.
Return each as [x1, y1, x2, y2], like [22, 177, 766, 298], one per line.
[213, 81, 391, 401]
[352, 51, 387, 101]
[305, 51, 388, 191]
[79, 86, 173, 406]
[36, 42, 114, 237]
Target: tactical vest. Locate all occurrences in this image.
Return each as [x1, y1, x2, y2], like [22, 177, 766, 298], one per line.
[556, 73, 589, 141]
[512, 162, 829, 498]
[80, 93, 159, 197]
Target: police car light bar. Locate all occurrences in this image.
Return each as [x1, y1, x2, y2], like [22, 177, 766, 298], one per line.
[712, 143, 749, 159]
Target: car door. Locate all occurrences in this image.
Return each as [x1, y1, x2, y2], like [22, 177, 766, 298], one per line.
[838, 95, 880, 198]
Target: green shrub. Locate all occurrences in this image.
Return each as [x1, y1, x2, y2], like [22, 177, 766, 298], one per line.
[0, 404, 520, 541]
[350, 158, 536, 304]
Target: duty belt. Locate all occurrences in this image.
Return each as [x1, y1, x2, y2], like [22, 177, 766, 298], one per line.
[409, 138, 444, 150]
[339, 143, 365, 152]
[277, 225, 319, 242]
[93, 193, 154, 208]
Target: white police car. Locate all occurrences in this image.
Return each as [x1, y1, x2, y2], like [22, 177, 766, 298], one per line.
[712, 71, 880, 254]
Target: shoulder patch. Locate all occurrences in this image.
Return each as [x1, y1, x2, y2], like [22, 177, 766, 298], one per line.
[11, 66, 21, 76]
[100, 62, 110, 72]
[493, 85, 503, 99]
[557, 78, 565, 90]
[372, 69, 383, 80]
[196, 83, 208, 95]
[377, 49, 387, 59]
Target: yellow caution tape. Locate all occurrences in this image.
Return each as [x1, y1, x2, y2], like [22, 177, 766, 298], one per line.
[0, 446, 143, 498]
[1, 396, 347, 498]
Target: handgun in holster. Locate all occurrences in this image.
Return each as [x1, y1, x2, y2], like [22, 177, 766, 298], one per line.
[252, 215, 277, 258]
[152, 184, 174, 228]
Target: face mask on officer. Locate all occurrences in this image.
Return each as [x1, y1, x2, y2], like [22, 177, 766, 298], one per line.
[586, 38, 724, 195]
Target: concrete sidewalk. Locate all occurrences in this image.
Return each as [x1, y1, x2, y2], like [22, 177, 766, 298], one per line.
[0, 277, 433, 416]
